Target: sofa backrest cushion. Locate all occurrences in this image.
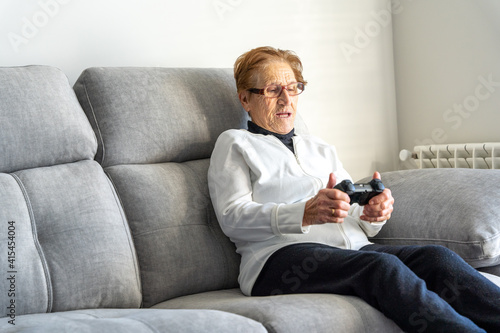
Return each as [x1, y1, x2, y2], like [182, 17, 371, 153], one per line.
[74, 67, 244, 307]
[73, 67, 248, 167]
[0, 66, 142, 317]
[105, 160, 239, 306]
[0, 66, 97, 173]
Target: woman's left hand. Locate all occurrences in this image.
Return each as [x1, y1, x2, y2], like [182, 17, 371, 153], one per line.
[359, 172, 394, 222]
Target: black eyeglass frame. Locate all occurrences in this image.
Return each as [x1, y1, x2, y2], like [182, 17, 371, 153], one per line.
[247, 82, 305, 98]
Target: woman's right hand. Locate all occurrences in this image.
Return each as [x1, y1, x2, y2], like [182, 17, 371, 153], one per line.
[302, 173, 351, 227]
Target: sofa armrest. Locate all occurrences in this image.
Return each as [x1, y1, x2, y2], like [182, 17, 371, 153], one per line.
[358, 169, 500, 270]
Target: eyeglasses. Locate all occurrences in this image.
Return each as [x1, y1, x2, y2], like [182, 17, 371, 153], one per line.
[247, 82, 305, 98]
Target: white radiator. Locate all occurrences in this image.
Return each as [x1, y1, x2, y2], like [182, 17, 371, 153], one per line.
[399, 143, 500, 169]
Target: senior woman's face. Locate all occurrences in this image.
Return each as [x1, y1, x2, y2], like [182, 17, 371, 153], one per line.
[239, 61, 299, 134]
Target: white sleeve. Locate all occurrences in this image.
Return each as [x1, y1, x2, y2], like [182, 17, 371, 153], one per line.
[349, 203, 386, 237]
[208, 132, 307, 243]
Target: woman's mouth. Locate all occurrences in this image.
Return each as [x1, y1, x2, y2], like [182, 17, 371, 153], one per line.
[276, 112, 292, 118]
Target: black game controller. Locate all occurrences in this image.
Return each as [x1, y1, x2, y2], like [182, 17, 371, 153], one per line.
[334, 179, 385, 206]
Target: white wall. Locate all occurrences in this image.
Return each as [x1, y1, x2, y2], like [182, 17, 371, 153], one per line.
[0, 0, 399, 181]
[393, 0, 500, 152]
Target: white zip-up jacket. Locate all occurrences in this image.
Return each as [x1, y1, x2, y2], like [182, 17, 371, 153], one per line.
[208, 129, 386, 296]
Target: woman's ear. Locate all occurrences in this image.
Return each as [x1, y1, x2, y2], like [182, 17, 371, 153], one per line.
[238, 90, 251, 113]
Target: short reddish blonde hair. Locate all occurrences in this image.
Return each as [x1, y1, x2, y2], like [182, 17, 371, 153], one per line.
[234, 46, 307, 93]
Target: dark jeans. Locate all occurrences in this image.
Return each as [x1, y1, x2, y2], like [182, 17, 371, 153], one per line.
[251, 243, 500, 333]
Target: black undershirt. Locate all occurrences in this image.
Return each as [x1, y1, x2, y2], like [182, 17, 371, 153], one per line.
[247, 121, 295, 154]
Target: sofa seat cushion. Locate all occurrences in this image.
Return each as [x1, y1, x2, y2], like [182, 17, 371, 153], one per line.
[152, 288, 403, 333]
[362, 169, 500, 269]
[0, 308, 266, 333]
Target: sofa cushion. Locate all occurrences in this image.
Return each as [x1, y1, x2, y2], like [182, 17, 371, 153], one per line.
[153, 288, 403, 333]
[0, 308, 266, 333]
[105, 159, 239, 307]
[0, 66, 97, 173]
[0, 161, 142, 316]
[73, 67, 248, 167]
[362, 169, 500, 268]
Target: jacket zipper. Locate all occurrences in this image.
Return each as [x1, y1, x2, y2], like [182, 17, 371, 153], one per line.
[286, 136, 353, 249]
[291, 136, 352, 250]
[292, 138, 301, 166]
[290, 137, 323, 188]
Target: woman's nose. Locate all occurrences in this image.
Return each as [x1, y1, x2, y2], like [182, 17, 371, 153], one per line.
[278, 88, 292, 105]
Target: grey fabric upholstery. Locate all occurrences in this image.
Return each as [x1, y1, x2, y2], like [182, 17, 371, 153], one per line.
[0, 66, 141, 317]
[361, 169, 500, 269]
[478, 263, 500, 276]
[1, 161, 142, 315]
[105, 161, 239, 306]
[73, 67, 248, 167]
[0, 66, 97, 173]
[153, 288, 403, 333]
[0, 308, 266, 333]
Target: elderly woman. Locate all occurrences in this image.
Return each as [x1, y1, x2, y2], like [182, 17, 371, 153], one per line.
[208, 46, 500, 333]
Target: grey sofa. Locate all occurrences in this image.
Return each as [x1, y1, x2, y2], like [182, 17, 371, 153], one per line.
[1, 65, 499, 333]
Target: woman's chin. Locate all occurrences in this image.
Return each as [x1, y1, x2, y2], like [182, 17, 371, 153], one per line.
[272, 117, 295, 134]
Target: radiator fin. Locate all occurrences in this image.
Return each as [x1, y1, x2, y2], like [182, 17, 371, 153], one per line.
[408, 143, 500, 169]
